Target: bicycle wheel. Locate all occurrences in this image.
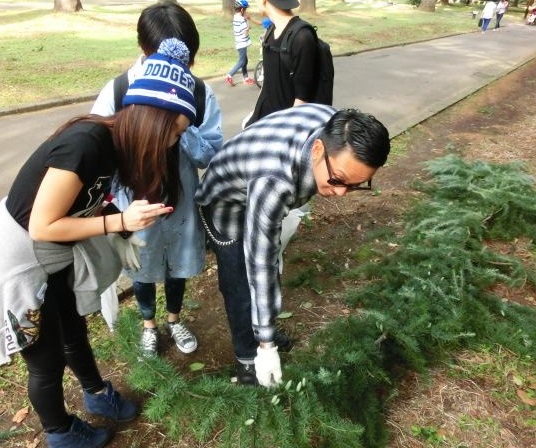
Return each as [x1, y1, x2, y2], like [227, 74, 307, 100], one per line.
[253, 60, 264, 89]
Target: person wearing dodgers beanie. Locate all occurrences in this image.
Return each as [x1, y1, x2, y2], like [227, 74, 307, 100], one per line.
[92, 3, 223, 365]
[123, 38, 197, 125]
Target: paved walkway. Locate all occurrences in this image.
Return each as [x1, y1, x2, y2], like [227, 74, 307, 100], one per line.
[1, 21, 536, 197]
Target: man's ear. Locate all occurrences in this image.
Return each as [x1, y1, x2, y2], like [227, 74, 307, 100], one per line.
[311, 139, 324, 162]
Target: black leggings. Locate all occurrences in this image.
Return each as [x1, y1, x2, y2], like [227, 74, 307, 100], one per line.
[20, 266, 105, 432]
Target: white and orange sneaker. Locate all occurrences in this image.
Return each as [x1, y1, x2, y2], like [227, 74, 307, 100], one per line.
[225, 75, 235, 87]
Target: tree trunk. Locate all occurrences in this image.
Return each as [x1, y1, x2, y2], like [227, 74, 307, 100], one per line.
[524, 0, 533, 17]
[299, 0, 316, 15]
[222, 0, 234, 18]
[418, 0, 436, 12]
[53, 0, 83, 12]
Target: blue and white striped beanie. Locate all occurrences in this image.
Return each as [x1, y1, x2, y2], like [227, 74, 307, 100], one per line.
[123, 38, 196, 124]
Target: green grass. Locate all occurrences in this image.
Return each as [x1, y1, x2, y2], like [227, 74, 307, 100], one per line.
[410, 425, 446, 445]
[1, 0, 526, 110]
[443, 345, 536, 446]
[388, 130, 412, 159]
[447, 344, 536, 403]
[0, 353, 27, 390]
[0, 428, 31, 442]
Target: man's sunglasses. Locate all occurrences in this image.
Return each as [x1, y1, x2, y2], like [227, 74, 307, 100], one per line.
[323, 150, 372, 191]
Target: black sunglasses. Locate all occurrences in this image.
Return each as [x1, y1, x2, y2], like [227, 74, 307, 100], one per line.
[323, 150, 372, 191]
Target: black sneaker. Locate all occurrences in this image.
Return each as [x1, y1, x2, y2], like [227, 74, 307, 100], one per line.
[235, 362, 258, 386]
[274, 329, 293, 352]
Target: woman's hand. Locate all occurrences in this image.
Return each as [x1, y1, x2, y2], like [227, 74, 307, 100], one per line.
[28, 167, 173, 242]
[121, 200, 173, 232]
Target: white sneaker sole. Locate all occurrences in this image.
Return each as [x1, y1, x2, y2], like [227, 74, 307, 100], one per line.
[174, 340, 198, 354]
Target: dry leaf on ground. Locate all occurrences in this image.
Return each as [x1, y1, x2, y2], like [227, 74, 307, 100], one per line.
[12, 406, 29, 424]
[516, 390, 536, 406]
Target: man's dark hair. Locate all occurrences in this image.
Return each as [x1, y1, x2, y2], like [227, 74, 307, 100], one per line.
[137, 0, 200, 65]
[319, 108, 390, 168]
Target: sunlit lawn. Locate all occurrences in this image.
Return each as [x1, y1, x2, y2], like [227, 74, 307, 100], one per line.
[0, 0, 523, 109]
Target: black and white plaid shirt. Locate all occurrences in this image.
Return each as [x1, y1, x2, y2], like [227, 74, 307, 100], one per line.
[196, 104, 336, 341]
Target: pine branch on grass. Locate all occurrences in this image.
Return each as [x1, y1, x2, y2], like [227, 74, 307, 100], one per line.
[114, 309, 365, 448]
[111, 155, 536, 448]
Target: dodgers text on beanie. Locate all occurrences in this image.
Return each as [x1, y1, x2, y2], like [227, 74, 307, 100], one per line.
[123, 38, 196, 124]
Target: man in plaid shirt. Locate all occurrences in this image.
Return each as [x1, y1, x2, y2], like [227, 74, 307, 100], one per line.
[196, 104, 390, 387]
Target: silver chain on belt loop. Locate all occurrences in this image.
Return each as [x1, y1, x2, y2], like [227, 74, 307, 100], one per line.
[198, 206, 236, 247]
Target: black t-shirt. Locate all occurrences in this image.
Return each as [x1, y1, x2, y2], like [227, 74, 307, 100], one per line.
[246, 16, 318, 126]
[6, 121, 116, 230]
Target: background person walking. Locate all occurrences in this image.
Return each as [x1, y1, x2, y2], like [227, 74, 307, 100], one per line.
[244, 0, 318, 127]
[480, 0, 497, 33]
[225, 0, 256, 86]
[495, 0, 508, 29]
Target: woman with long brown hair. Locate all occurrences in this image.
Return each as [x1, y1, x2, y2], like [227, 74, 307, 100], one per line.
[0, 38, 197, 448]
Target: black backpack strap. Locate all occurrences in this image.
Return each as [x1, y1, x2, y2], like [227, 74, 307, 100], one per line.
[262, 22, 275, 46]
[192, 75, 206, 128]
[276, 19, 317, 76]
[113, 70, 129, 113]
[280, 19, 316, 54]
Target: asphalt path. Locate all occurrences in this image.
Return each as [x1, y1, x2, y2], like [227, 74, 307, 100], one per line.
[1, 21, 536, 197]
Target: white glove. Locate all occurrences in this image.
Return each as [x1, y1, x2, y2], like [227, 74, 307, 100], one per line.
[107, 233, 146, 270]
[254, 345, 282, 387]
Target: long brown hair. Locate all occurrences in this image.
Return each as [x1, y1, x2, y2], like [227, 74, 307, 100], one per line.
[113, 105, 181, 207]
[49, 106, 182, 207]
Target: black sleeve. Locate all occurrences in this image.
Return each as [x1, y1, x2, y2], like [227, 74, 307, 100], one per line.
[290, 27, 318, 102]
[46, 123, 110, 186]
[6, 122, 115, 228]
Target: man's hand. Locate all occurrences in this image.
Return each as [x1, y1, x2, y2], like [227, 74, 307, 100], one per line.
[107, 233, 146, 270]
[254, 345, 282, 387]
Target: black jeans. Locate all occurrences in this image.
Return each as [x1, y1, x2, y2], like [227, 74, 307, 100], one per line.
[21, 266, 104, 432]
[133, 277, 186, 321]
[495, 13, 504, 28]
[200, 207, 257, 362]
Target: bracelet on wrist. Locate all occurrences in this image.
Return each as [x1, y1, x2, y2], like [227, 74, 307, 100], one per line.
[119, 211, 133, 240]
